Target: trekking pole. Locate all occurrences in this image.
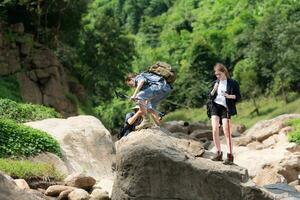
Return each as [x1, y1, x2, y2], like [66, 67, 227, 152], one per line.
[227, 110, 233, 155]
[115, 91, 141, 101]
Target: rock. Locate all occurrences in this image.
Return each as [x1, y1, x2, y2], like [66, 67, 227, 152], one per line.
[279, 126, 294, 135]
[187, 121, 210, 133]
[16, 72, 43, 104]
[68, 189, 90, 200]
[12, 23, 25, 34]
[161, 120, 189, 134]
[57, 189, 74, 200]
[246, 141, 265, 150]
[20, 34, 33, 56]
[190, 129, 212, 140]
[0, 49, 21, 75]
[277, 154, 300, 183]
[14, 179, 30, 190]
[26, 189, 49, 200]
[0, 172, 42, 200]
[231, 124, 246, 137]
[262, 135, 278, 148]
[45, 185, 76, 197]
[68, 81, 86, 102]
[285, 143, 300, 153]
[111, 128, 272, 200]
[26, 116, 115, 194]
[245, 114, 300, 142]
[234, 136, 254, 146]
[26, 178, 63, 190]
[295, 185, 300, 193]
[253, 166, 286, 186]
[90, 189, 110, 200]
[64, 173, 96, 190]
[37, 188, 46, 194]
[0, 32, 3, 47]
[29, 152, 69, 179]
[288, 179, 300, 187]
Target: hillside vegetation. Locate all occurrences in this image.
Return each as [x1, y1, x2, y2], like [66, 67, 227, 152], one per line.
[1, 0, 299, 129]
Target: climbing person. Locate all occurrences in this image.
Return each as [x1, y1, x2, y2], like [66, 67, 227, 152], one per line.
[118, 105, 144, 139]
[207, 63, 241, 165]
[126, 62, 174, 129]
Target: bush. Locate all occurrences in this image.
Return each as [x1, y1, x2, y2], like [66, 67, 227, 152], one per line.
[0, 118, 62, 157]
[0, 77, 22, 102]
[94, 98, 132, 130]
[0, 158, 64, 180]
[286, 118, 300, 145]
[0, 98, 61, 123]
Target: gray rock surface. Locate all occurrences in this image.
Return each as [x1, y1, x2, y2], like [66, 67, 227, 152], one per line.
[111, 128, 272, 200]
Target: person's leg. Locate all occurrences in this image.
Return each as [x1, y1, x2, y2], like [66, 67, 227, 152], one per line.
[148, 108, 160, 126]
[211, 115, 221, 152]
[222, 118, 233, 154]
[136, 89, 155, 129]
[150, 83, 171, 114]
[222, 115, 234, 165]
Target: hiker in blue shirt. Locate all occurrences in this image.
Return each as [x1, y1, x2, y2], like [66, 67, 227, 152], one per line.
[126, 72, 171, 129]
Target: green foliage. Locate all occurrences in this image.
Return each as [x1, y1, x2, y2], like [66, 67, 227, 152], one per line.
[165, 95, 300, 129]
[0, 158, 64, 180]
[94, 97, 132, 130]
[163, 108, 208, 123]
[0, 98, 61, 123]
[0, 118, 62, 157]
[0, 0, 89, 46]
[0, 77, 22, 102]
[126, 0, 300, 112]
[77, 2, 136, 103]
[286, 118, 300, 145]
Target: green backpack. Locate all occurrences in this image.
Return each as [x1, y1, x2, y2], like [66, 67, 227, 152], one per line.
[148, 61, 176, 84]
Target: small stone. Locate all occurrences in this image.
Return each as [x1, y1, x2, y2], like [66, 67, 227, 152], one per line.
[64, 172, 96, 190]
[45, 185, 76, 197]
[14, 179, 30, 190]
[68, 188, 90, 200]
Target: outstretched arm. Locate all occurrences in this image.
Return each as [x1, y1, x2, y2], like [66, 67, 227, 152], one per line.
[127, 110, 143, 125]
[131, 80, 145, 99]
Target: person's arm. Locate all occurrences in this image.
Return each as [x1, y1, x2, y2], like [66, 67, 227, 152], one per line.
[210, 81, 219, 96]
[127, 111, 142, 125]
[131, 80, 145, 99]
[224, 80, 241, 100]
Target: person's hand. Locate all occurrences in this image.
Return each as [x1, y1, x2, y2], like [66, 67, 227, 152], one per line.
[130, 95, 137, 101]
[213, 82, 219, 91]
[224, 93, 235, 99]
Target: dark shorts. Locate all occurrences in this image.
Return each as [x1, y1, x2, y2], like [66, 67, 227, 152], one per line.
[211, 102, 231, 119]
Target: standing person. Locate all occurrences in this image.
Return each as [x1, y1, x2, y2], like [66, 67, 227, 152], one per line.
[208, 63, 241, 165]
[126, 72, 171, 129]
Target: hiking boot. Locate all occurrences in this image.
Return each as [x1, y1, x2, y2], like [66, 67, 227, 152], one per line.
[136, 119, 152, 130]
[223, 153, 234, 165]
[211, 151, 223, 161]
[158, 112, 166, 120]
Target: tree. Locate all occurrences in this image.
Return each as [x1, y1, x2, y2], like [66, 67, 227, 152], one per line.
[78, 6, 135, 103]
[233, 58, 261, 115]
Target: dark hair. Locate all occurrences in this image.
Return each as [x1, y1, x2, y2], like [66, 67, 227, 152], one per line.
[125, 73, 137, 82]
[214, 63, 230, 78]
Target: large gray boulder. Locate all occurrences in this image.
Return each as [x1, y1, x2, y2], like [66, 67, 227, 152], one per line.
[111, 128, 272, 200]
[0, 172, 44, 200]
[26, 115, 115, 193]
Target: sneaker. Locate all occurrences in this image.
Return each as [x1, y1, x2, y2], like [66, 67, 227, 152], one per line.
[223, 153, 234, 165]
[136, 119, 152, 130]
[211, 151, 223, 161]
